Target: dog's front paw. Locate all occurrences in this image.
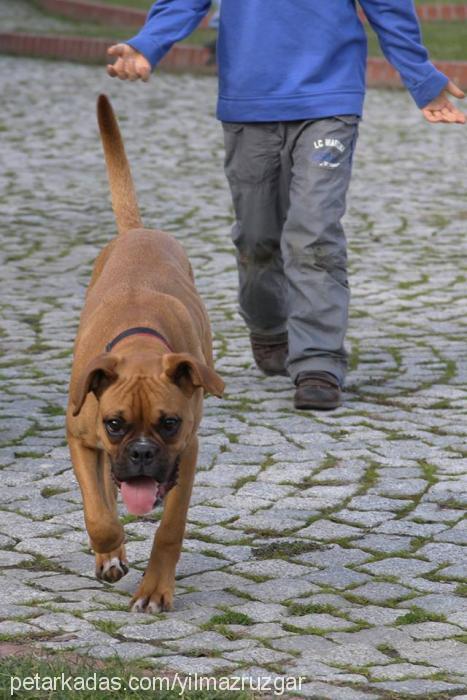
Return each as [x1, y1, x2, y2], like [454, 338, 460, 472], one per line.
[131, 578, 174, 613]
[95, 545, 128, 583]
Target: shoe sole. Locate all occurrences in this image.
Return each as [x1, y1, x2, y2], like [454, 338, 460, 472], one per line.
[261, 368, 288, 377]
[294, 399, 341, 410]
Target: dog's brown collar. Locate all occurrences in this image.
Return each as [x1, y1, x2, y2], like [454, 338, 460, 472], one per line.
[105, 327, 173, 353]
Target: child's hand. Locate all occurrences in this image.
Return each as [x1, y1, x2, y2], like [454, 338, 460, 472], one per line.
[107, 44, 151, 82]
[422, 81, 465, 124]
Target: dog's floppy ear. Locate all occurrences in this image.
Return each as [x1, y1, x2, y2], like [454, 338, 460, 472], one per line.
[72, 354, 119, 416]
[162, 353, 224, 398]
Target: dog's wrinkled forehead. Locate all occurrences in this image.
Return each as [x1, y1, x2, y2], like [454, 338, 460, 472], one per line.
[72, 350, 223, 419]
[99, 373, 193, 426]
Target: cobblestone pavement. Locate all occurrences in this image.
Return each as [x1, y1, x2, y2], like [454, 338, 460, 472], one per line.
[1, 56, 466, 699]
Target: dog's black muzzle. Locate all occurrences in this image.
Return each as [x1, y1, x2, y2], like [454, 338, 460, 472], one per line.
[112, 438, 170, 483]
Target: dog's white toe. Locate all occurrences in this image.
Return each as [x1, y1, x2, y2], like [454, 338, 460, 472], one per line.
[131, 597, 148, 613]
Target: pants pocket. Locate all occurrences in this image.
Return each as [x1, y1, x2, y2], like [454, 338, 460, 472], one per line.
[222, 122, 281, 185]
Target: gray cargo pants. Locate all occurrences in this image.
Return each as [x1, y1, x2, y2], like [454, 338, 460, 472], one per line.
[222, 117, 359, 386]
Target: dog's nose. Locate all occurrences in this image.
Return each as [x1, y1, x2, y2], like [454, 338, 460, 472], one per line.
[127, 439, 159, 469]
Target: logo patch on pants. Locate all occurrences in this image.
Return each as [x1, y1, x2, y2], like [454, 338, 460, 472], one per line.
[311, 138, 346, 168]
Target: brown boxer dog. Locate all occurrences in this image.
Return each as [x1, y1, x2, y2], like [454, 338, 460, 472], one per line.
[66, 95, 224, 613]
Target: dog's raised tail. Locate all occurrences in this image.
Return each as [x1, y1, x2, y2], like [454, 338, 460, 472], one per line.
[97, 94, 142, 235]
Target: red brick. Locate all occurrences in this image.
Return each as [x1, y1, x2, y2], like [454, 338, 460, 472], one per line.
[441, 6, 451, 20]
[367, 57, 467, 90]
[362, 4, 467, 23]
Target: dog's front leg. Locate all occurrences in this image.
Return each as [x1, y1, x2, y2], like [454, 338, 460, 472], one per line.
[131, 437, 198, 613]
[69, 436, 127, 581]
[95, 451, 129, 582]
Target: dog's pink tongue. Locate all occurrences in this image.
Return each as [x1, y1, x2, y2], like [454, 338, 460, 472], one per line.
[121, 477, 158, 515]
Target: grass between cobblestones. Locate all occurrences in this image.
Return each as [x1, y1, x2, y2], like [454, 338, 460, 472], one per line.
[394, 606, 447, 624]
[1, 656, 459, 700]
[0, 655, 253, 699]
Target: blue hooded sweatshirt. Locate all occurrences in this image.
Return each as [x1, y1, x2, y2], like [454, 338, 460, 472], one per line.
[127, 0, 448, 122]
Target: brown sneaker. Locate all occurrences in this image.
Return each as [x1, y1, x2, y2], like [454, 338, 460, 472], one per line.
[250, 333, 288, 376]
[294, 371, 341, 410]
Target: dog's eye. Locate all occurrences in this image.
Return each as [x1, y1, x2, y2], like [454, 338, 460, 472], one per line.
[104, 418, 126, 435]
[159, 416, 181, 437]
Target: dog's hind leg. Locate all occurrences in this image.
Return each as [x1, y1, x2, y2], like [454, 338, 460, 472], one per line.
[131, 437, 198, 613]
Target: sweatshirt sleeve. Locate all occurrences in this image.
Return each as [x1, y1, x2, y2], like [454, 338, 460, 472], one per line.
[127, 0, 212, 68]
[358, 0, 448, 108]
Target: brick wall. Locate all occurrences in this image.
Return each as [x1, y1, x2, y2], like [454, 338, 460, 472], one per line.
[417, 4, 467, 20]
[359, 3, 467, 22]
[367, 57, 467, 90]
[0, 33, 216, 72]
[0, 33, 111, 63]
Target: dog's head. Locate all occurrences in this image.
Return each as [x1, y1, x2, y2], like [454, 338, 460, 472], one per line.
[71, 352, 224, 514]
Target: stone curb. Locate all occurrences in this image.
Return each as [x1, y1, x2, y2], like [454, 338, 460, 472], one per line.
[0, 33, 215, 73]
[416, 3, 467, 20]
[1, 32, 466, 88]
[366, 56, 467, 90]
[361, 4, 467, 21]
